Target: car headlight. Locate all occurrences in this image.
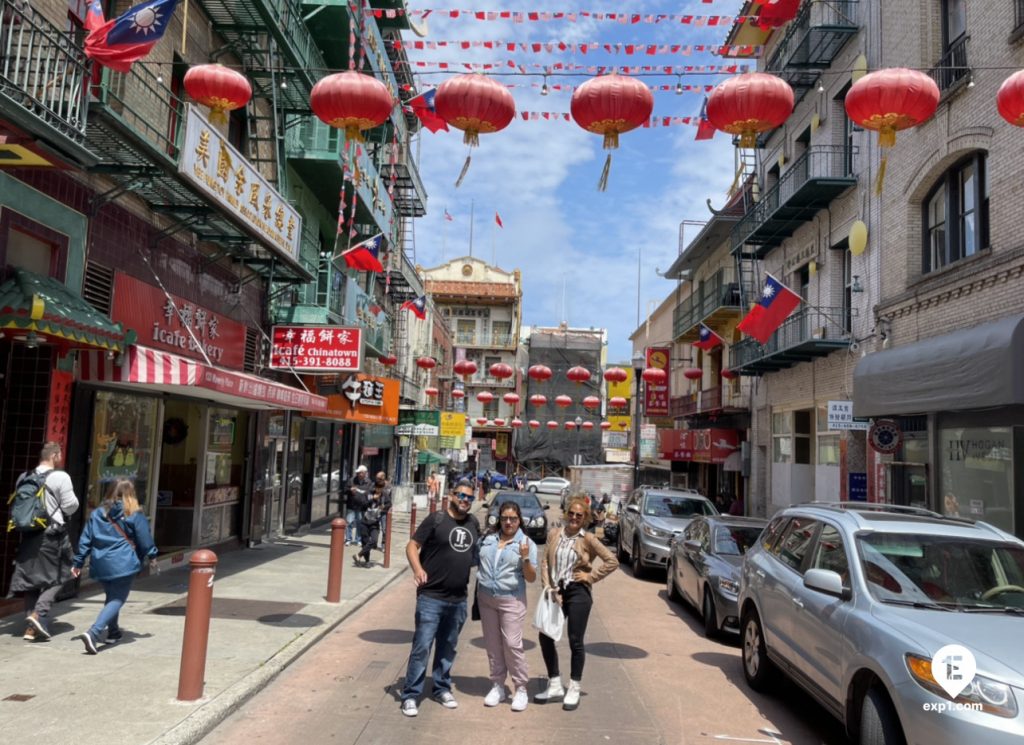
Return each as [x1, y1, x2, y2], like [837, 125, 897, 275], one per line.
[717, 576, 740, 595]
[529, 516, 546, 528]
[487, 515, 497, 526]
[906, 654, 1018, 718]
[642, 524, 671, 540]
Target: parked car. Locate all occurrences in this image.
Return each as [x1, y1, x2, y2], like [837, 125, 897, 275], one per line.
[666, 515, 767, 637]
[527, 476, 571, 501]
[738, 502, 1024, 745]
[478, 471, 510, 488]
[482, 490, 550, 543]
[618, 487, 718, 578]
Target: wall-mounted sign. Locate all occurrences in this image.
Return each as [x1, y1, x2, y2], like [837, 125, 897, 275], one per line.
[111, 272, 247, 369]
[178, 105, 302, 268]
[440, 411, 467, 438]
[868, 419, 902, 454]
[644, 347, 670, 417]
[397, 409, 440, 436]
[315, 374, 399, 424]
[827, 400, 870, 431]
[660, 428, 741, 464]
[269, 325, 363, 372]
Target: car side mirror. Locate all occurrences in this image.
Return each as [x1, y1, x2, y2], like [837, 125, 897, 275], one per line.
[542, 504, 549, 510]
[481, 502, 489, 509]
[626, 504, 640, 514]
[683, 538, 702, 554]
[803, 568, 850, 600]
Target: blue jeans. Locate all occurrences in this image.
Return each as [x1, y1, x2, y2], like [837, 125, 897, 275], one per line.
[90, 575, 135, 638]
[345, 509, 362, 543]
[401, 595, 467, 701]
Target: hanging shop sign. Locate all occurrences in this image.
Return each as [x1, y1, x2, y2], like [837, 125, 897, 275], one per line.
[606, 448, 632, 463]
[269, 325, 363, 372]
[178, 105, 302, 267]
[660, 428, 741, 464]
[315, 374, 399, 424]
[868, 418, 902, 454]
[827, 400, 870, 431]
[644, 347, 670, 417]
[397, 408, 440, 436]
[111, 272, 246, 369]
[440, 411, 467, 438]
[640, 423, 659, 460]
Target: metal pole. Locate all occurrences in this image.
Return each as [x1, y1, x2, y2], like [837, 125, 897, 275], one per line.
[326, 518, 346, 603]
[633, 367, 642, 490]
[383, 509, 393, 569]
[177, 550, 218, 701]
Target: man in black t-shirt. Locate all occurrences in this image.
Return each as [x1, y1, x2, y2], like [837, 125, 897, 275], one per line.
[399, 479, 480, 717]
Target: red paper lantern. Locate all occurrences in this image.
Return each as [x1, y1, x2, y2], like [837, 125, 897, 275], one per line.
[603, 367, 628, 384]
[528, 364, 553, 382]
[379, 353, 398, 366]
[581, 421, 595, 430]
[183, 64, 252, 125]
[643, 367, 668, 385]
[425, 387, 439, 397]
[609, 396, 628, 409]
[453, 359, 478, 380]
[476, 391, 494, 404]
[310, 71, 393, 140]
[616, 420, 628, 429]
[546, 421, 559, 430]
[600, 421, 613, 430]
[451, 389, 466, 399]
[435, 73, 515, 146]
[997, 70, 1024, 126]
[511, 418, 524, 428]
[582, 395, 601, 409]
[489, 362, 514, 380]
[683, 367, 703, 381]
[529, 394, 548, 407]
[503, 392, 521, 405]
[416, 356, 437, 370]
[721, 369, 739, 380]
[706, 73, 794, 148]
[555, 395, 573, 408]
[493, 418, 506, 427]
[566, 365, 593, 385]
[476, 417, 489, 426]
[528, 419, 541, 429]
[565, 421, 577, 430]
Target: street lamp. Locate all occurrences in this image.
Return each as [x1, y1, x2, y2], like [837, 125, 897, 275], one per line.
[631, 351, 645, 489]
[574, 415, 583, 465]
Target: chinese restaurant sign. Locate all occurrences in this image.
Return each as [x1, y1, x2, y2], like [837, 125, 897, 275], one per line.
[644, 347, 670, 417]
[269, 325, 363, 372]
[111, 272, 246, 369]
[314, 374, 399, 425]
[178, 105, 302, 267]
[659, 428, 740, 464]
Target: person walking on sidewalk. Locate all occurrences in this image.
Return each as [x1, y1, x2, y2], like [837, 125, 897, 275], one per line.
[477, 500, 538, 712]
[70, 478, 158, 653]
[399, 479, 480, 717]
[354, 474, 392, 567]
[535, 495, 619, 711]
[347, 465, 371, 546]
[8, 442, 80, 642]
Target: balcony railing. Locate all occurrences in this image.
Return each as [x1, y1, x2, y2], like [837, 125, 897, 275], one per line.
[766, 0, 858, 73]
[0, 0, 90, 149]
[672, 266, 746, 339]
[670, 394, 697, 418]
[928, 35, 970, 93]
[698, 387, 722, 413]
[454, 332, 516, 348]
[731, 307, 853, 373]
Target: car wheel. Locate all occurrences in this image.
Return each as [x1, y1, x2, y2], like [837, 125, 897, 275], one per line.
[632, 538, 646, 579]
[702, 589, 718, 638]
[666, 559, 680, 602]
[860, 688, 906, 745]
[741, 609, 775, 691]
[528, 486, 537, 493]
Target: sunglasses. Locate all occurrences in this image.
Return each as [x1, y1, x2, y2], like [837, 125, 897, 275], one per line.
[567, 511, 586, 519]
[456, 492, 475, 501]
[500, 516, 519, 522]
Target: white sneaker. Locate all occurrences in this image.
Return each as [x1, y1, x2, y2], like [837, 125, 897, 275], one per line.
[562, 679, 581, 711]
[533, 675, 565, 704]
[484, 683, 506, 707]
[435, 691, 458, 709]
[400, 699, 418, 717]
[511, 687, 529, 712]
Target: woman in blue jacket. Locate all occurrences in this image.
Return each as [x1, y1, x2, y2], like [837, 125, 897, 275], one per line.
[71, 478, 158, 654]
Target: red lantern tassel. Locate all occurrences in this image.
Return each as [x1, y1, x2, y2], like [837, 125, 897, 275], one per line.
[874, 153, 888, 196]
[597, 153, 612, 192]
[454, 154, 472, 188]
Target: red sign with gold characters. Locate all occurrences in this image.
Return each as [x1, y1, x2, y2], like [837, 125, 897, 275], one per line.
[644, 346, 670, 417]
[659, 428, 740, 464]
[46, 370, 74, 452]
[269, 325, 363, 373]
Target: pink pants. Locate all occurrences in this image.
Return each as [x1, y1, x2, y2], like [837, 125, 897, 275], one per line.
[478, 590, 529, 688]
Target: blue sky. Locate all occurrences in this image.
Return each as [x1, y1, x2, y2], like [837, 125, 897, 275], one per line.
[403, 1, 742, 361]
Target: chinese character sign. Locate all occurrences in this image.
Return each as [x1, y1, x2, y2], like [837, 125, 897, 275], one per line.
[269, 326, 363, 372]
[644, 347, 670, 417]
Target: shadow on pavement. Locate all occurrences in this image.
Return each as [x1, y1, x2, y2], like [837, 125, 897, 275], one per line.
[585, 641, 648, 659]
[359, 628, 413, 644]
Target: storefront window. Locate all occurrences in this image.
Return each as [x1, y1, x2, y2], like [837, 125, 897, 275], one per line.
[311, 421, 333, 520]
[284, 416, 306, 531]
[88, 391, 159, 512]
[199, 408, 248, 545]
[939, 426, 1014, 532]
[772, 412, 791, 463]
[816, 406, 840, 467]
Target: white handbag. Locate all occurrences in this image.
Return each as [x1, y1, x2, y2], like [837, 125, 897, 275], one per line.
[532, 587, 564, 642]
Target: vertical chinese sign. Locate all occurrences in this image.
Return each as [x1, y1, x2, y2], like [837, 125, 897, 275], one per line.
[644, 347, 670, 417]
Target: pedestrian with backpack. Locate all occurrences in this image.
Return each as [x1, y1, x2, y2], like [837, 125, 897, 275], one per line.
[70, 478, 157, 654]
[7, 442, 79, 642]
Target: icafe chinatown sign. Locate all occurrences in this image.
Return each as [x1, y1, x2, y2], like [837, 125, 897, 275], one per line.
[269, 325, 363, 372]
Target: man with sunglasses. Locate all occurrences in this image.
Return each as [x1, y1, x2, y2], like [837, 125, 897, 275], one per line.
[399, 479, 481, 717]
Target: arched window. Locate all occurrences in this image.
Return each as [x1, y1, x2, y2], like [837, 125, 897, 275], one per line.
[922, 152, 989, 273]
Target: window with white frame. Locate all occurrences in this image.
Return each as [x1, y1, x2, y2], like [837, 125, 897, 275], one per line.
[816, 405, 841, 467]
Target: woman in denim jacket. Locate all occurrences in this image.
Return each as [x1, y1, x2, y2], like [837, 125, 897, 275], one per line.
[71, 478, 158, 654]
[476, 500, 538, 712]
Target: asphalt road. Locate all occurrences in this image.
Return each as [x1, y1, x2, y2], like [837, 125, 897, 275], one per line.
[200, 496, 848, 745]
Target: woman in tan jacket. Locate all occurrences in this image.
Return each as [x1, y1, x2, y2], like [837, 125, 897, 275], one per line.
[535, 494, 619, 711]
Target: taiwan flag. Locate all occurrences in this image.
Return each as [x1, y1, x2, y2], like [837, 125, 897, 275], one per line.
[340, 234, 385, 272]
[406, 88, 449, 133]
[737, 274, 802, 344]
[85, 0, 179, 73]
[694, 323, 723, 351]
[495, 211, 503, 228]
[400, 295, 428, 320]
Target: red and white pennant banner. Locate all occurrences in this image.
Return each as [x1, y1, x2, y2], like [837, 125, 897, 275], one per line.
[402, 82, 716, 94]
[400, 61, 749, 74]
[514, 111, 702, 127]
[394, 40, 761, 56]
[368, 9, 753, 26]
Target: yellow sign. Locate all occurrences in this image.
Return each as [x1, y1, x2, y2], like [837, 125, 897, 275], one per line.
[608, 415, 631, 432]
[607, 368, 634, 399]
[440, 411, 467, 437]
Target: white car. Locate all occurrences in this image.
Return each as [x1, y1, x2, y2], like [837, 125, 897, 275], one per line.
[527, 477, 571, 498]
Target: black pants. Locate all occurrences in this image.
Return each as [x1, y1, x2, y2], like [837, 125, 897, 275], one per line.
[538, 582, 592, 682]
[358, 522, 380, 561]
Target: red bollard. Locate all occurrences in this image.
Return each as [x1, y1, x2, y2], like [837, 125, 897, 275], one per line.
[441, 496, 449, 513]
[410, 501, 418, 535]
[326, 518, 346, 604]
[383, 510, 393, 569]
[177, 549, 218, 701]
[429, 497, 436, 514]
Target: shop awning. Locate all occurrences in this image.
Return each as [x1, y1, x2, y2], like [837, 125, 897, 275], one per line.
[417, 449, 449, 466]
[853, 314, 1024, 417]
[0, 268, 129, 351]
[80, 345, 328, 413]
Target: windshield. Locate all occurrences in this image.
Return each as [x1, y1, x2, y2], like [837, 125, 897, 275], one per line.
[714, 526, 764, 556]
[644, 495, 714, 519]
[492, 493, 542, 512]
[857, 533, 1024, 610]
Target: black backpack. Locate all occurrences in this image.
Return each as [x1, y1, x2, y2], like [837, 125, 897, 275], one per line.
[7, 470, 55, 533]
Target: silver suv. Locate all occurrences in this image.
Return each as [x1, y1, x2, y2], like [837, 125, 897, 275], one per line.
[738, 502, 1024, 745]
[617, 486, 717, 579]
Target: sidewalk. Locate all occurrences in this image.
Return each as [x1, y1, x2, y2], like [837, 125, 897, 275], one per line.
[0, 513, 415, 745]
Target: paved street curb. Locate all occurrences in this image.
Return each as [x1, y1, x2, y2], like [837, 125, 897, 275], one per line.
[146, 565, 409, 745]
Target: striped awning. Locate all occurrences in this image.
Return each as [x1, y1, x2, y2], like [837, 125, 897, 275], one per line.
[80, 345, 328, 413]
